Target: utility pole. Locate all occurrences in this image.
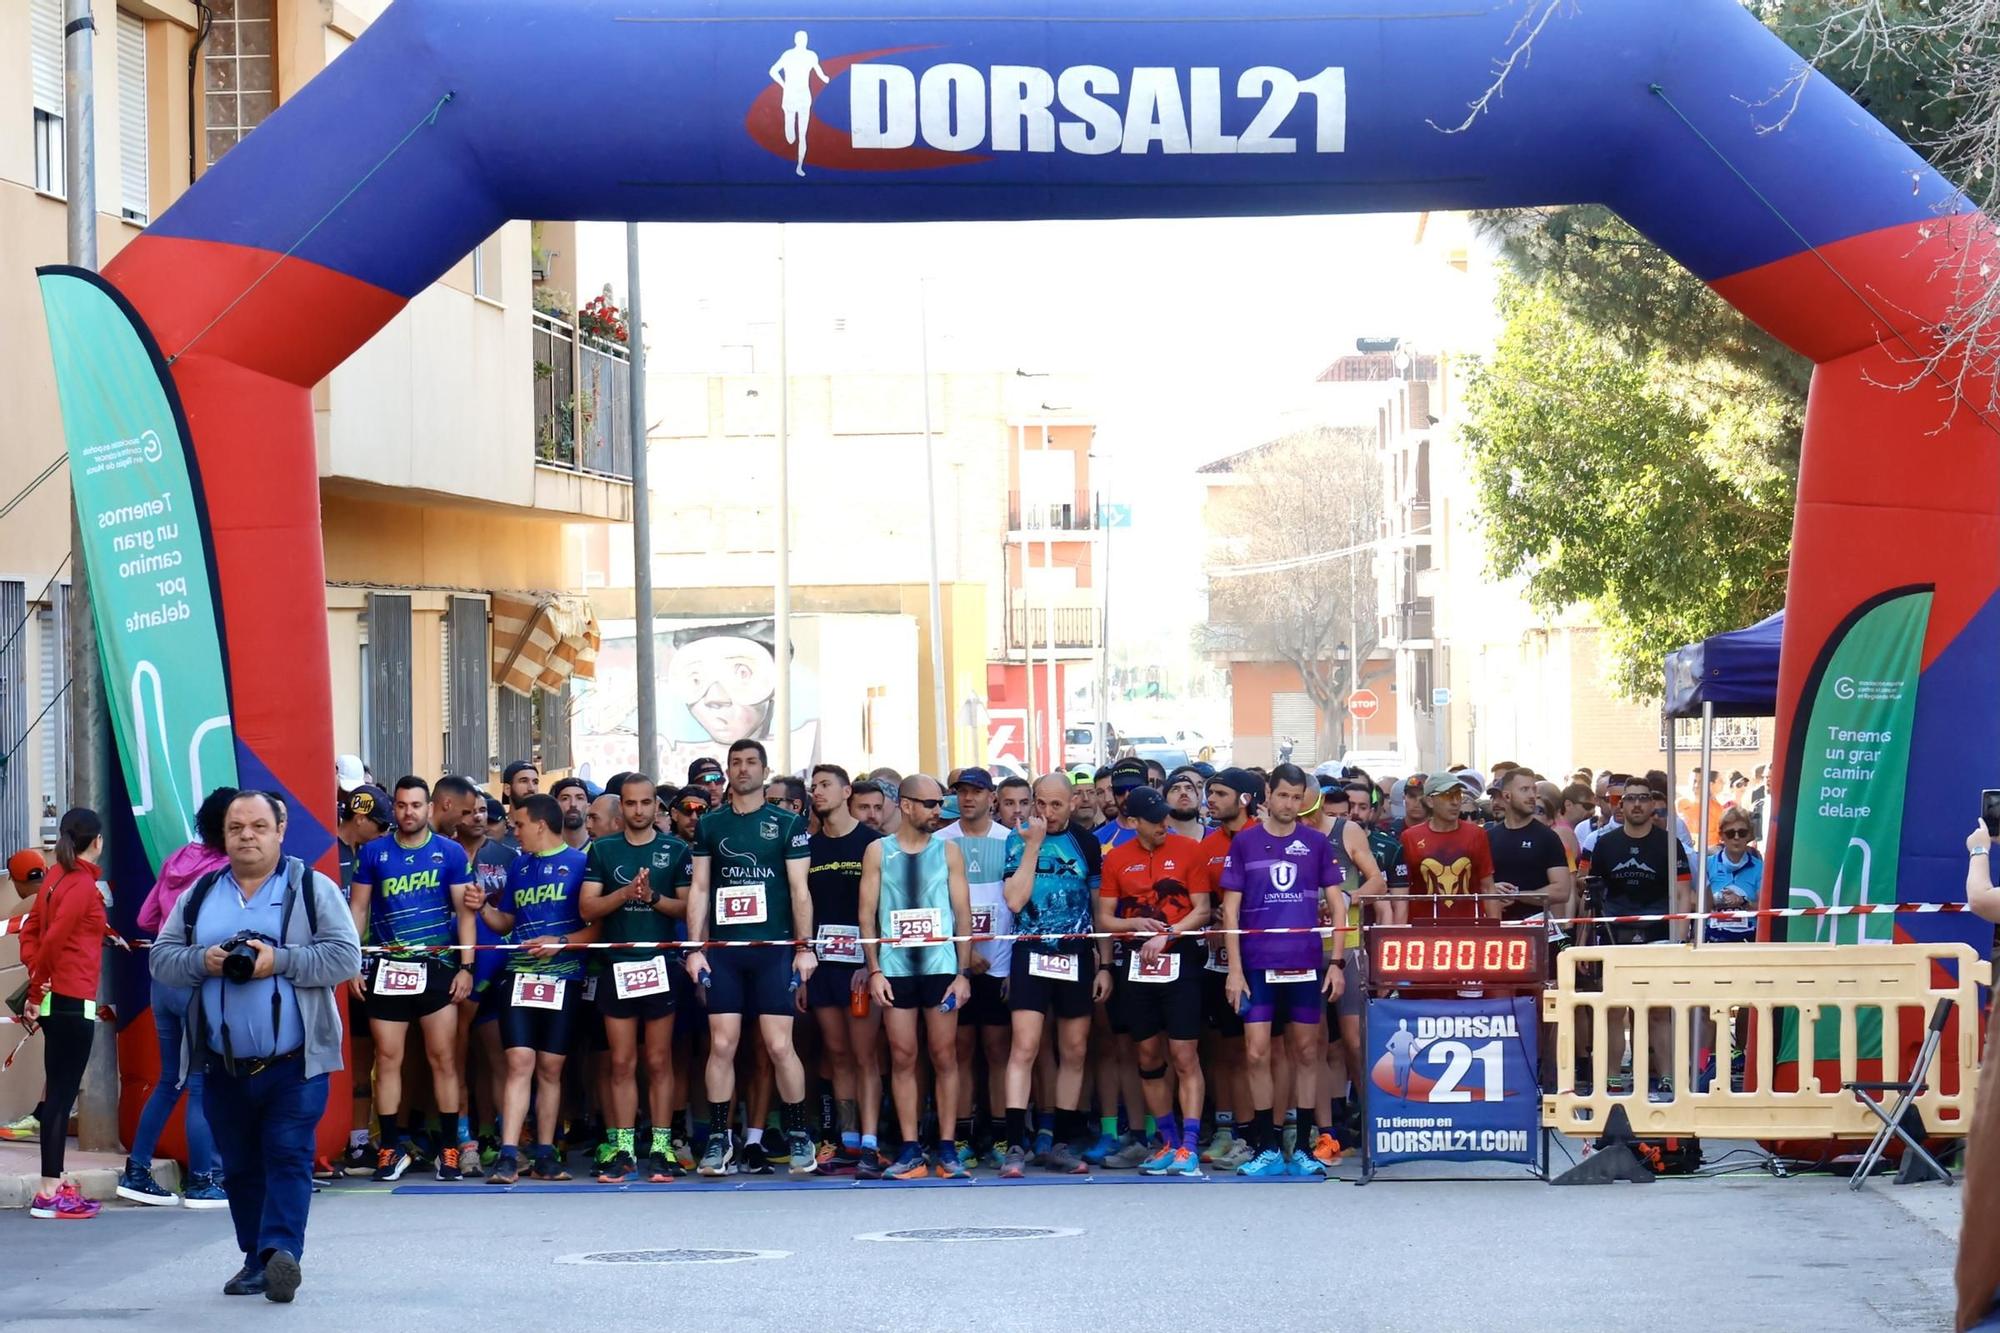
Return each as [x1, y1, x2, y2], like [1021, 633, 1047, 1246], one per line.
[918, 279, 948, 777]
[64, 0, 118, 1154]
[772, 228, 792, 773]
[625, 224, 658, 778]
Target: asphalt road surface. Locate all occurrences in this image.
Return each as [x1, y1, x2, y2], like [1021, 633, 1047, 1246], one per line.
[0, 1161, 1958, 1331]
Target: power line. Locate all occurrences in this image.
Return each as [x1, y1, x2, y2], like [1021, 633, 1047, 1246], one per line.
[1205, 528, 1430, 579]
[0, 455, 67, 525]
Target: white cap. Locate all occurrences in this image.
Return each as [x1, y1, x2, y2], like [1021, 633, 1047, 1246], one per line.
[335, 753, 367, 791]
[1455, 767, 1488, 797]
[1313, 760, 1342, 779]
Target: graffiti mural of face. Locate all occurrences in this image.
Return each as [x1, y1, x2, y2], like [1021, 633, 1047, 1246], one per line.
[668, 634, 777, 744]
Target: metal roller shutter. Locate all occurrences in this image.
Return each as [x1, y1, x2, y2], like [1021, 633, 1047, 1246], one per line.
[1271, 691, 1320, 769]
[0, 582, 28, 854]
[117, 12, 148, 221]
[365, 593, 413, 782]
[30, 0, 62, 114]
[446, 596, 490, 781]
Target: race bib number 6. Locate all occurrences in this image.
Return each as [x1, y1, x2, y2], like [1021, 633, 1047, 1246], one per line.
[373, 959, 426, 997]
[1027, 951, 1080, 982]
[716, 883, 768, 926]
[511, 973, 566, 1010]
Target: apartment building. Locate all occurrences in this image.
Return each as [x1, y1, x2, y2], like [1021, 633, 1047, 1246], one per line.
[2, 1, 626, 1113]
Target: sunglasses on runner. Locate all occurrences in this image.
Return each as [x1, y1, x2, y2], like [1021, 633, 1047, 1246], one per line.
[1721, 827, 1752, 840]
[904, 796, 944, 810]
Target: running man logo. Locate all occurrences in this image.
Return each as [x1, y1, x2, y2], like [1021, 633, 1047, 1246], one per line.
[747, 34, 1346, 176]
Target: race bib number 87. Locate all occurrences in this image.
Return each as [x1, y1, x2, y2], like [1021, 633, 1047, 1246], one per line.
[716, 884, 768, 926]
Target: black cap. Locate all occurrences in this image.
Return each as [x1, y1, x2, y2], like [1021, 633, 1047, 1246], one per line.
[503, 760, 538, 785]
[482, 796, 506, 825]
[951, 767, 996, 791]
[688, 757, 724, 784]
[670, 786, 710, 812]
[342, 783, 392, 829]
[1124, 786, 1171, 824]
[1110, 757, 1149, 789]
[1209, 767, 1264, 803]
[549, 776, 588, 800]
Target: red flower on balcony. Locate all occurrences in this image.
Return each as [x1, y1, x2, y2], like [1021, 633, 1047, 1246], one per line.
[578, 293, 629, 346]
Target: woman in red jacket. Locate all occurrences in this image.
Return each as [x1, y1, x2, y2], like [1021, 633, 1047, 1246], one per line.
[21, 808, 106, 1220]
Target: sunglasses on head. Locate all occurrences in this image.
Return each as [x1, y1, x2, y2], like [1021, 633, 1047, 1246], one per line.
[696, 773, 724, 784]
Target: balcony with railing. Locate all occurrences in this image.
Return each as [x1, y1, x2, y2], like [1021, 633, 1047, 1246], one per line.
[1008, 491, 1099, 535]
[1006, 604, 1102, 652]
[534, 310, 633, 481]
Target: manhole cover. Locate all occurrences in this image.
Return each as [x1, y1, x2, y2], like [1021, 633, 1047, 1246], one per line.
[556, 1248, 790, 1265]
[856, 1226, 1081, 1243]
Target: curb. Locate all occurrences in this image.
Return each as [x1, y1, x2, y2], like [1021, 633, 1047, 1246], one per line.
[0, 1158, 182, 1209]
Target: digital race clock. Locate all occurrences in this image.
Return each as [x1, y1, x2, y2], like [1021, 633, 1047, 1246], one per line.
[1367, 922, 1547, 988]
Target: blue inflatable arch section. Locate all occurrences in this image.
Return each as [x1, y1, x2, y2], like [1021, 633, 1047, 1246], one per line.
[102, 0, 1996, 974]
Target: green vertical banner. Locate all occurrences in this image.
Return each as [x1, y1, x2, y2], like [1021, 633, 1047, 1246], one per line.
[37, 267, 237, 872]
[1781, 588, 1931, 1062]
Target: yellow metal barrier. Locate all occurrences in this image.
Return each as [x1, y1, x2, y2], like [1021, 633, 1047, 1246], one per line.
[1542, 942, 1988, 1140]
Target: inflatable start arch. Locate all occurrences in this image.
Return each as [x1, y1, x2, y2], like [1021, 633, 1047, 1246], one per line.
[97, 0, 1997, 970]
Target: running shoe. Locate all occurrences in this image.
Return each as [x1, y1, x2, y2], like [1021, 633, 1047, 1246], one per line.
[645, 1151, 678, 1183]
[886, 1143, 930, 1180]
[1042, 1142, 1089, 1174]
[436, 1146, 464, 1182]
[116, 1161, 179, 1206]
[786, 1130, 818, 1176]
[1104, 1136, 1152, 1170]
[1311, 1133, 1343, 1169]
[487, 1153, 520, 1185]
[340, 1141, 374, 1176]
[371, 1143, 413, 1182]
[983, 1143, 1008, 1171]
[1201, 1127, 1240, 1164]
[697, 1136, 733, 1178]
[823, 1145, 861, 1175]
[596, 1151, 635, 1183]
[1236, 1148, 1288, 1178]
[816, 1140, 839, 1170]
[1031, 1128, 1055, 1164]
[457, 1139, 484, 1179]
[738, 1141, 773, 1175]
[1137, 1144, 1180, 1175]
[1286, 1149, 1327, 1178]
[182, 1172, 230, 1210]
[1164, 1147, 1201, 1176]
[0, 1112, 40, 1142]
[1648, 1077, 1675, 1103]
[264, 1250, 301, 1304]
[1081, 1131, 1120, 1165]
[528, 1150, 572, 1182]
[312, 1157, 339, 1182]
[999, 1145, 1028, 1179]
[594, 1138, 616, 1169]
[1200, 1128, 1248, 1160]
[672, 1133, 696, 1170]
[29, 1182, 99, 1220]
[934, 1145, 970, 1180]
[856, 1148, 885, 1181]
[954, 1139, 974, 1166]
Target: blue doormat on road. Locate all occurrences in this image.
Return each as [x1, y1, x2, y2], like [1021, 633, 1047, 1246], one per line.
[393, 1172, 1339, 1196]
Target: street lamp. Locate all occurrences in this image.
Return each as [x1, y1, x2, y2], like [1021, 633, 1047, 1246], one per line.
[1334, 641, 1351, 759]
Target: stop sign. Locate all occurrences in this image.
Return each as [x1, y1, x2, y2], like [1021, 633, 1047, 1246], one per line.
[1347, 689, 1381, 721]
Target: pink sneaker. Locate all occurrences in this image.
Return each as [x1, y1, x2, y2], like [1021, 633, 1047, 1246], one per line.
[29, 1182, 101, 1220]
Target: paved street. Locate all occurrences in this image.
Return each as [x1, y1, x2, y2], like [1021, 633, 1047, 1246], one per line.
[0, 1158, 1959, 1331]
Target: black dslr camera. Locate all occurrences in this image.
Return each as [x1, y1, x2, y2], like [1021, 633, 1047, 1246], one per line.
[220, 931, 276, 983]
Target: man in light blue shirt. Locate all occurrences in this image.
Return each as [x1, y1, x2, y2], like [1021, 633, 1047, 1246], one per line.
[151, 790, 360, 1305]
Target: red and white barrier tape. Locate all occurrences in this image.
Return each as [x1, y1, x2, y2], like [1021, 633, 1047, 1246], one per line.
[1541, 901, 1976, 928]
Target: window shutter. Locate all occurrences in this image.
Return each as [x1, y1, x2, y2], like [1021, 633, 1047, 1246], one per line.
[31, 0, 63, 115]
[117, 12, 148, 221]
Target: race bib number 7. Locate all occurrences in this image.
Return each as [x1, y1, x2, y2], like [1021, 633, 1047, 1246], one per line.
[716, 883, 768, 926]
[1027, 951, 1080, 983]
[1128, 951, 1181, 984]
[373, 959, 426, 997]
[511, 973, 566, 1010]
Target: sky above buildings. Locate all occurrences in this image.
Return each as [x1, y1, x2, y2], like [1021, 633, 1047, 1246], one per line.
[576, 214, 1500, 678]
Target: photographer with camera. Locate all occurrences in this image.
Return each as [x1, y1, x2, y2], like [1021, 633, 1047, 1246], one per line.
[149, 791, 361, 1304]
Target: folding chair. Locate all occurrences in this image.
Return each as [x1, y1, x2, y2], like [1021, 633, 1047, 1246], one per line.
[1844, 997, 1956, 1190]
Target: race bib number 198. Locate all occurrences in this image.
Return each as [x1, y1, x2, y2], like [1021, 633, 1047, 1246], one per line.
[373, 959, 426, 997]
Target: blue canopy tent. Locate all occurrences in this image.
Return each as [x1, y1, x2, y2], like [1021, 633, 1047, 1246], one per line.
[1665, 611, 1785, 719]
[1662, 610, 1784, 943]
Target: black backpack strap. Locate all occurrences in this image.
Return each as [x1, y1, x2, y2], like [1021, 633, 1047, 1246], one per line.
[276, 857, 321, 940]
[180, 867, 228, 940]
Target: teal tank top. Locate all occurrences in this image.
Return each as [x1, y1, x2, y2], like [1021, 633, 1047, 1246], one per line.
[877, 837, 956, 977]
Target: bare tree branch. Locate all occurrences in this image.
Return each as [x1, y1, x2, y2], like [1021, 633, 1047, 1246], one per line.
[1428, 0, 1575, 133]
